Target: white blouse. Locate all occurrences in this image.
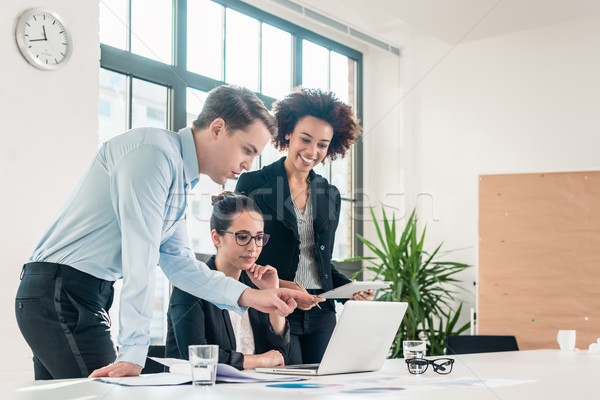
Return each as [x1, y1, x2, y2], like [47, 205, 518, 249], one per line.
[292, 188, 323, 289]
[227, 309, 255, 355]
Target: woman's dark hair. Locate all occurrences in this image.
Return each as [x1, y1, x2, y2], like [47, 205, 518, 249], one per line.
[193, 84, 277, 138]
[271, 87, 361, 161]
[210, 190, 263, 233]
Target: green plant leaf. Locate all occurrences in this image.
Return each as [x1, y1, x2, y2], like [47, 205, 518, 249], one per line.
[359, 207, 472, 357]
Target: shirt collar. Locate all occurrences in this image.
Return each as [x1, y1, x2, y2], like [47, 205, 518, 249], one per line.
[177, 127, 200, 188]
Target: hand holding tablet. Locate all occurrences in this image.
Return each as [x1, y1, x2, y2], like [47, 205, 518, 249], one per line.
[319, 281, 392, 299]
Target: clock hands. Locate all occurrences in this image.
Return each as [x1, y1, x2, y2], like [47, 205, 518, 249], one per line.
[29, 24, 48, 43]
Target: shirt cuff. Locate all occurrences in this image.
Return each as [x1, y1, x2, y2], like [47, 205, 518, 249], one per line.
[115, 345, 149, 368]
[230, 280, 249, 315]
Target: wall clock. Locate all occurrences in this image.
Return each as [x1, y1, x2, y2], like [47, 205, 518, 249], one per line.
[15, 8, 72, 71]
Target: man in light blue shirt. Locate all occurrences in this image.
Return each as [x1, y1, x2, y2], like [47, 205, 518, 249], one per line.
[15, 85, 312, 380]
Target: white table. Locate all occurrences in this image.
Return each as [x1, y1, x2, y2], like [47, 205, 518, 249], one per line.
[4, 350, 600, 399]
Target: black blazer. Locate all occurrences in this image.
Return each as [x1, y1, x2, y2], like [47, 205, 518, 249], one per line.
[235, 157, 351, 304]
[165, 256, 290, 370]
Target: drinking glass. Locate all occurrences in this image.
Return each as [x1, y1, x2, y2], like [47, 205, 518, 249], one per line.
[403, 340, 427, 374]
[189, 345, 218, 386]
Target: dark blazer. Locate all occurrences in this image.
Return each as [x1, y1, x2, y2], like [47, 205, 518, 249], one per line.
[165, 256, 290, 370]
[235, 157, 351, 305]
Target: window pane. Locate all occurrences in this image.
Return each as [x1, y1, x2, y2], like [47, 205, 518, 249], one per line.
[187, 87, 221, 255]
[99, 68, 127, 143]
[312, 160, 328, 179]
[100, 0, 127, 50]
[302, 40, 329, 90]
[332, 200, 350, 259]
[150, 267, 169, 343]
[261, 23, 291, 99]
[131, 0, 172, 63]
[186, 87, 209, 127]
[225, 9, 259, 91]
[259, 143, 282, 168]
[188, 0, 223, 80]
[348, 59, 357, 109]
[331, 158, 349, 196]
[188, 174, 221, 255]
[330, 51, 350, 104]
[110, 268, 169, 344]
[223, 179, 237, 193]
[108, 279, 122, 341]
[332, 154, 351, 260]
[250, 154, 260, 171]
[131, 78, 168, 129]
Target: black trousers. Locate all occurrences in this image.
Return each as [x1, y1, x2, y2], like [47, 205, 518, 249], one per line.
[15, 262, 116, 380]
[287, 295, 336, 365]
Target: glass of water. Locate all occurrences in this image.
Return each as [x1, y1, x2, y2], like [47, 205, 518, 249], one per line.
[402, 340, 427, 374]
[189, 344, 219, 386]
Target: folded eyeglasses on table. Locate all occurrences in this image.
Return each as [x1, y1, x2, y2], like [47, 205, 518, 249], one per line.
[405, 357, 455, 375]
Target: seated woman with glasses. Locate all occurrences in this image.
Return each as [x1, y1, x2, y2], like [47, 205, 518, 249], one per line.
[165, 191, 290, 370]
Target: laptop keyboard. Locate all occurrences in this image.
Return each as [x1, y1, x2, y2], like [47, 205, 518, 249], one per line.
[285, 363, 320, 370]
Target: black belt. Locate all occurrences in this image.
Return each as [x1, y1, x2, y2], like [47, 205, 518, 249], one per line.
[21, 262, 114, 288]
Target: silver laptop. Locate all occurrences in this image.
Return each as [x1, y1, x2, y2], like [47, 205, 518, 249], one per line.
[255, 301, 408, 376]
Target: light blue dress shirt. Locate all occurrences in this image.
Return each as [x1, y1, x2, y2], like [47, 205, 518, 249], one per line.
[30, 127, 248, 366]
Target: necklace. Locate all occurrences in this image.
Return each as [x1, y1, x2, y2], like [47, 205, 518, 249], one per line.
[290, 178, 310, 213]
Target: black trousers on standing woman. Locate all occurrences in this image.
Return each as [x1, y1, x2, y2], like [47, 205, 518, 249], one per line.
[286, 294, 337, 365]
[15, 262, 116, 380]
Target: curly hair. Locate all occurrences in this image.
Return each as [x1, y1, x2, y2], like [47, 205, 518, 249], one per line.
[271, 88, 361, 161]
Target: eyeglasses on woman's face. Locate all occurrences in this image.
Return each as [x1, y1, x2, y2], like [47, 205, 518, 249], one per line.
[220, 230, 270, 247]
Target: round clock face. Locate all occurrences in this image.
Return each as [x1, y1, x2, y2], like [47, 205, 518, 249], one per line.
[15, 8, 72, 71]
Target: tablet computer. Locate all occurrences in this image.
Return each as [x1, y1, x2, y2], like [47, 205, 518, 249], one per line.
[318, 281, 392, 299]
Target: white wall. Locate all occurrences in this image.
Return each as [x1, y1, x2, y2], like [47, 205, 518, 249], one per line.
[405, 15, 600, 328]
[0, 1, 99, 381]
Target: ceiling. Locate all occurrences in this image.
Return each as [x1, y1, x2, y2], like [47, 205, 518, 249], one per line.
[294, 0, 600, 45]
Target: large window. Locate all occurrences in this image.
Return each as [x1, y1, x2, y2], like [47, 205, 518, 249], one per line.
[99, 0, 362, 343]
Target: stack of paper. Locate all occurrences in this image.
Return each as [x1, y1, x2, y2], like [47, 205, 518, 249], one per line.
[95, 357, 304, 387]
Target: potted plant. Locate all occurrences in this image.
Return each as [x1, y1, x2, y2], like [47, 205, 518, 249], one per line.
[350, 207, 471, 357]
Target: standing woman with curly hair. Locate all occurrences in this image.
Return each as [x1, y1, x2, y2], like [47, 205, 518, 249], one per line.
[235, 88, 374, 364]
